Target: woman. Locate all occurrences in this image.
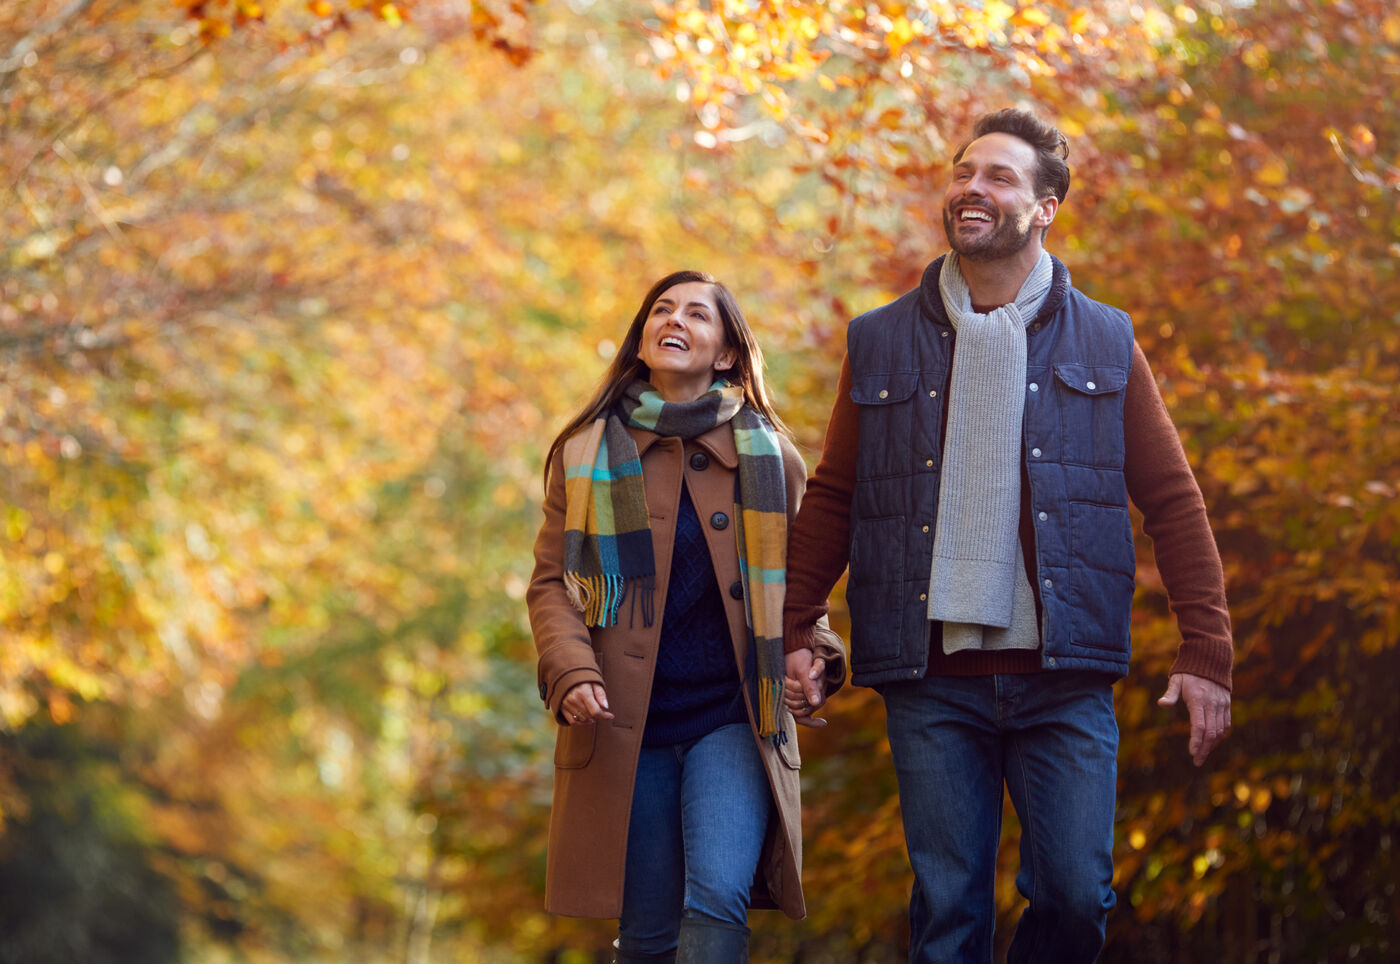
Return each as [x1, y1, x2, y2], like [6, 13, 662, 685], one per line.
[528, 270, 845, 962]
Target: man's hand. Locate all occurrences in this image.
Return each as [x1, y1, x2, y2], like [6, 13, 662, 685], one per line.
[1158, 672, 1231, 766]
[783, 649, 829, 729]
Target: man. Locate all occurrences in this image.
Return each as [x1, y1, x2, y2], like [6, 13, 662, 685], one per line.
[782, 109, 1233, 962]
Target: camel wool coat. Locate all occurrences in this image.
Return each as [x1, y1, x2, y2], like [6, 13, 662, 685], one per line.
[528, 420, 845, 920]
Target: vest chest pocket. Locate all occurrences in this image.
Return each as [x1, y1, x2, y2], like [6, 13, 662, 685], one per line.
[1051, 364, 1128, 468]
[851, 372, 921, 481]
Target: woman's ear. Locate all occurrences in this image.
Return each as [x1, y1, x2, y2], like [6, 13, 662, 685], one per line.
[714, 346, 738, 372]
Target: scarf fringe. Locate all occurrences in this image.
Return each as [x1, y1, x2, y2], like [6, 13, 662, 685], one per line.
[565, 571, 655, 629]
[757, 679, 784, 742]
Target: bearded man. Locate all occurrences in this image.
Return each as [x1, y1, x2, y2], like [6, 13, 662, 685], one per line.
[781, 108, 1233, 962]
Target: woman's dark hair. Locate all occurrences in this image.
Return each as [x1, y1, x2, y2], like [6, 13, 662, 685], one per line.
[954, 107, 1071, 204]
[543, 271, 790, 483]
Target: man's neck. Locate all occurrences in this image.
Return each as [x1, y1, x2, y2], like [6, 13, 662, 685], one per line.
[957, 242, 1047, 309]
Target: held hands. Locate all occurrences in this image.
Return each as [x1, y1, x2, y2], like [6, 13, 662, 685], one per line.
[561, 682, 613, 726]
[783, 648, 830, 729]
[1158, 672, 1231, 766]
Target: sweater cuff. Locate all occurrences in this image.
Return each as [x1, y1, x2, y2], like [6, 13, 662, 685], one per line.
[783, 603, 826, 653]
[1168, 638, 1234, 692]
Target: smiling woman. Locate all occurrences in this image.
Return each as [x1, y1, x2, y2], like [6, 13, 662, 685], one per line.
[527, 271, 845, 961]
[636, 281, 738, 403]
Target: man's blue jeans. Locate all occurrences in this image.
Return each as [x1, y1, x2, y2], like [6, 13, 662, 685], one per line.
[880, 671, 1119, 964]
[617, 722, 769, 955]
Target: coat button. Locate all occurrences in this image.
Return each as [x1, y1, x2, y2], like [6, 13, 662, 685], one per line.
[689, 451, 709, 470]
[710, 512, 729, 530]
[538, 681, 547, 701]
[729, 580, 744, 600]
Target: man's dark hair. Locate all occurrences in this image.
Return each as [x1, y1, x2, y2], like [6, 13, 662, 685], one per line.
[954, 108, 1071, 203]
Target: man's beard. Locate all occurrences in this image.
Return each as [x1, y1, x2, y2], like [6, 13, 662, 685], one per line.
[943, 203, 1036, 262]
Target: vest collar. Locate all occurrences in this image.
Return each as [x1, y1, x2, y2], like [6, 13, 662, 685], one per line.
[918, 253, 1072, 331]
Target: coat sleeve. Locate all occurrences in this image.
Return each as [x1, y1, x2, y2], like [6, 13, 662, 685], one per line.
[527, 447, 606, 722]
[780, 433, 847, 695]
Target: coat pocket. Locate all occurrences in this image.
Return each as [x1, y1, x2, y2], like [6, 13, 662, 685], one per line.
[554, 652, 603, 768]
[554, 721, 597, 769]
[776, 715, 802, 770]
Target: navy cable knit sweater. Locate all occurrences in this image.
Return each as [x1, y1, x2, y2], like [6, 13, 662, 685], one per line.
[643, 482, 749, 747]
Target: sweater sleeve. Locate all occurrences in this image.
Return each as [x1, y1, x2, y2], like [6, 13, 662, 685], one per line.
[1123, 342, 1234, 689]
[784, 353, 860, 652]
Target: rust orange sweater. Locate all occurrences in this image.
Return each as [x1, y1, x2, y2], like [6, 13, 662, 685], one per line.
[783, 342, 1234, 689]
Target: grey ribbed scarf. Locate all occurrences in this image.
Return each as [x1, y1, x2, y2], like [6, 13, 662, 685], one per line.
[929, 251, 1053, 653]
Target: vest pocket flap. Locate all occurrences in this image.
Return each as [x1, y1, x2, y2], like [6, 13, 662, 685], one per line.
[1053, 364, 1128, 396]
[850, 372, 918, 405]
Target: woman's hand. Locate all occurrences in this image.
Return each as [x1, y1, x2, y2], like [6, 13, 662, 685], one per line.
[561, 681, 613, 726]
[783, 649, 829, 728]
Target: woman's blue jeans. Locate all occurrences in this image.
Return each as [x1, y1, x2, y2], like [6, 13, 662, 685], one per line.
[617, 722, 769, 956]
[880, 671, 1119, 964]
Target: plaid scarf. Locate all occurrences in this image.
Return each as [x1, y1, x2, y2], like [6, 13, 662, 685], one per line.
[562, 379, 790, 739]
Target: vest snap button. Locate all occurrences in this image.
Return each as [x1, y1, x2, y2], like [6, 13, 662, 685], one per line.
[1043, 578, 1053, 589]
[1038, 511, 1048, 521]
[878, 389, 889, 399]
[1031, 448, 1042, 458]
[929, 389, 937, 398]
[1086, 380, 1097, 390]
[925, 459, 934, 468]
[1029, 382, 1039, 392]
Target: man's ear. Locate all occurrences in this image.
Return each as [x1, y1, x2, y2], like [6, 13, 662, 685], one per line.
[1034, 195, 1059, 229]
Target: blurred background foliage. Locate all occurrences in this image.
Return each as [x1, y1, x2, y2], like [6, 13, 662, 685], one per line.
[0, 0, 1396, 960]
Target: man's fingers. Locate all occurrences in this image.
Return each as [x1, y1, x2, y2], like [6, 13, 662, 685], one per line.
[803, 662, 826, 707]
[1157, 674, 1183, 707]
